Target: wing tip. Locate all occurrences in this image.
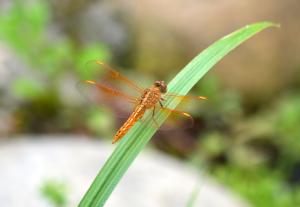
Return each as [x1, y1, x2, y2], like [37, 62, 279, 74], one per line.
[198, 96, 208, 100]
[96, 60, 104, 65]
[85, 80, 96, 84]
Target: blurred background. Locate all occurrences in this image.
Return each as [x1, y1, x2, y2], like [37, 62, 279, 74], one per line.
[0, 0, 300, 206]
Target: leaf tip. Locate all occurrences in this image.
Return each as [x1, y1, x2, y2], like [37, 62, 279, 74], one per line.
[252, 21, 281, 29]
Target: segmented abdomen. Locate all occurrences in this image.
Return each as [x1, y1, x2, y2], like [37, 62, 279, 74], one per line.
[112, 105, 146, 143]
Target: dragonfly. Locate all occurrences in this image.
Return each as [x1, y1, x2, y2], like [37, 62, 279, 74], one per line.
[81, 60, 207, 144]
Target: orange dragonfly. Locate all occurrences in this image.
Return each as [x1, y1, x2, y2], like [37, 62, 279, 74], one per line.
[81, 60, 207, 144]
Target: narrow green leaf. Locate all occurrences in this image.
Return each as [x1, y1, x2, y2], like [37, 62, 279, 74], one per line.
[186, 184, 201, 207]
[79, 22, 278, 207]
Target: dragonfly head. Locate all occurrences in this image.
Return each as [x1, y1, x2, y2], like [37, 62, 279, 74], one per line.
[154, 80, 167, 93]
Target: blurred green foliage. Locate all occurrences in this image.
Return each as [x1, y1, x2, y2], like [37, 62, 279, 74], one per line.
[12, 78, 45, 100]
[214, 167, 300, 207]
[192, 76, 300, 206]
[41, 179, 68, 207]
[0, 0, 48, 55]
[275, 96, 300, 159]
[0, 0, 112, 135]
[86, 107, 115, 137]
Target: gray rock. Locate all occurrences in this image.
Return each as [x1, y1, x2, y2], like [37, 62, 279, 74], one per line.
[0, 135, 251, 207]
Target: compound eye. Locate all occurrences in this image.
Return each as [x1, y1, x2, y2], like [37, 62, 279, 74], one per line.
[154, 81, 161, 87]
[161, 85, 167, 93]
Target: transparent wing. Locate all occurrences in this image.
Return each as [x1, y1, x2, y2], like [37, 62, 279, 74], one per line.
[77, 60, 144, 117]
[83, 60, 144, 94]
[149, 93, 207, 130]
[164, 93, 207, 102]
[81, 80, 138, 103]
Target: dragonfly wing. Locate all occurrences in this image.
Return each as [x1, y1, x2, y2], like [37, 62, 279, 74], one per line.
[159, 106, 194, 130]
[163, 92, 207, 113]
[78, 60, 145, 117]
[144, 103, 194, 131]
[164, 93, 207, 102]
[83, 60, 144, 94]
[77, 79, 139, 118]
[83, 80, 138, 103]
[149, 93, 207, 130]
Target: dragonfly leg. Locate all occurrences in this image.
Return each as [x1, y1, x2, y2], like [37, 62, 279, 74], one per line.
[151, 106, 160, 128]
[159, 100, 164, 108]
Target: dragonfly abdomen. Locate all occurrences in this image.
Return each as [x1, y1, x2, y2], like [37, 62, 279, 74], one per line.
[112, 105, 146, 143]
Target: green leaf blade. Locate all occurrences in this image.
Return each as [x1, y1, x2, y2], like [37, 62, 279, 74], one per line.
[79, 21, 278, 207]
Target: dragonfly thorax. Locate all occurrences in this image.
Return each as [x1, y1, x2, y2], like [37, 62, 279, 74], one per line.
[140, 87, 162, 109]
